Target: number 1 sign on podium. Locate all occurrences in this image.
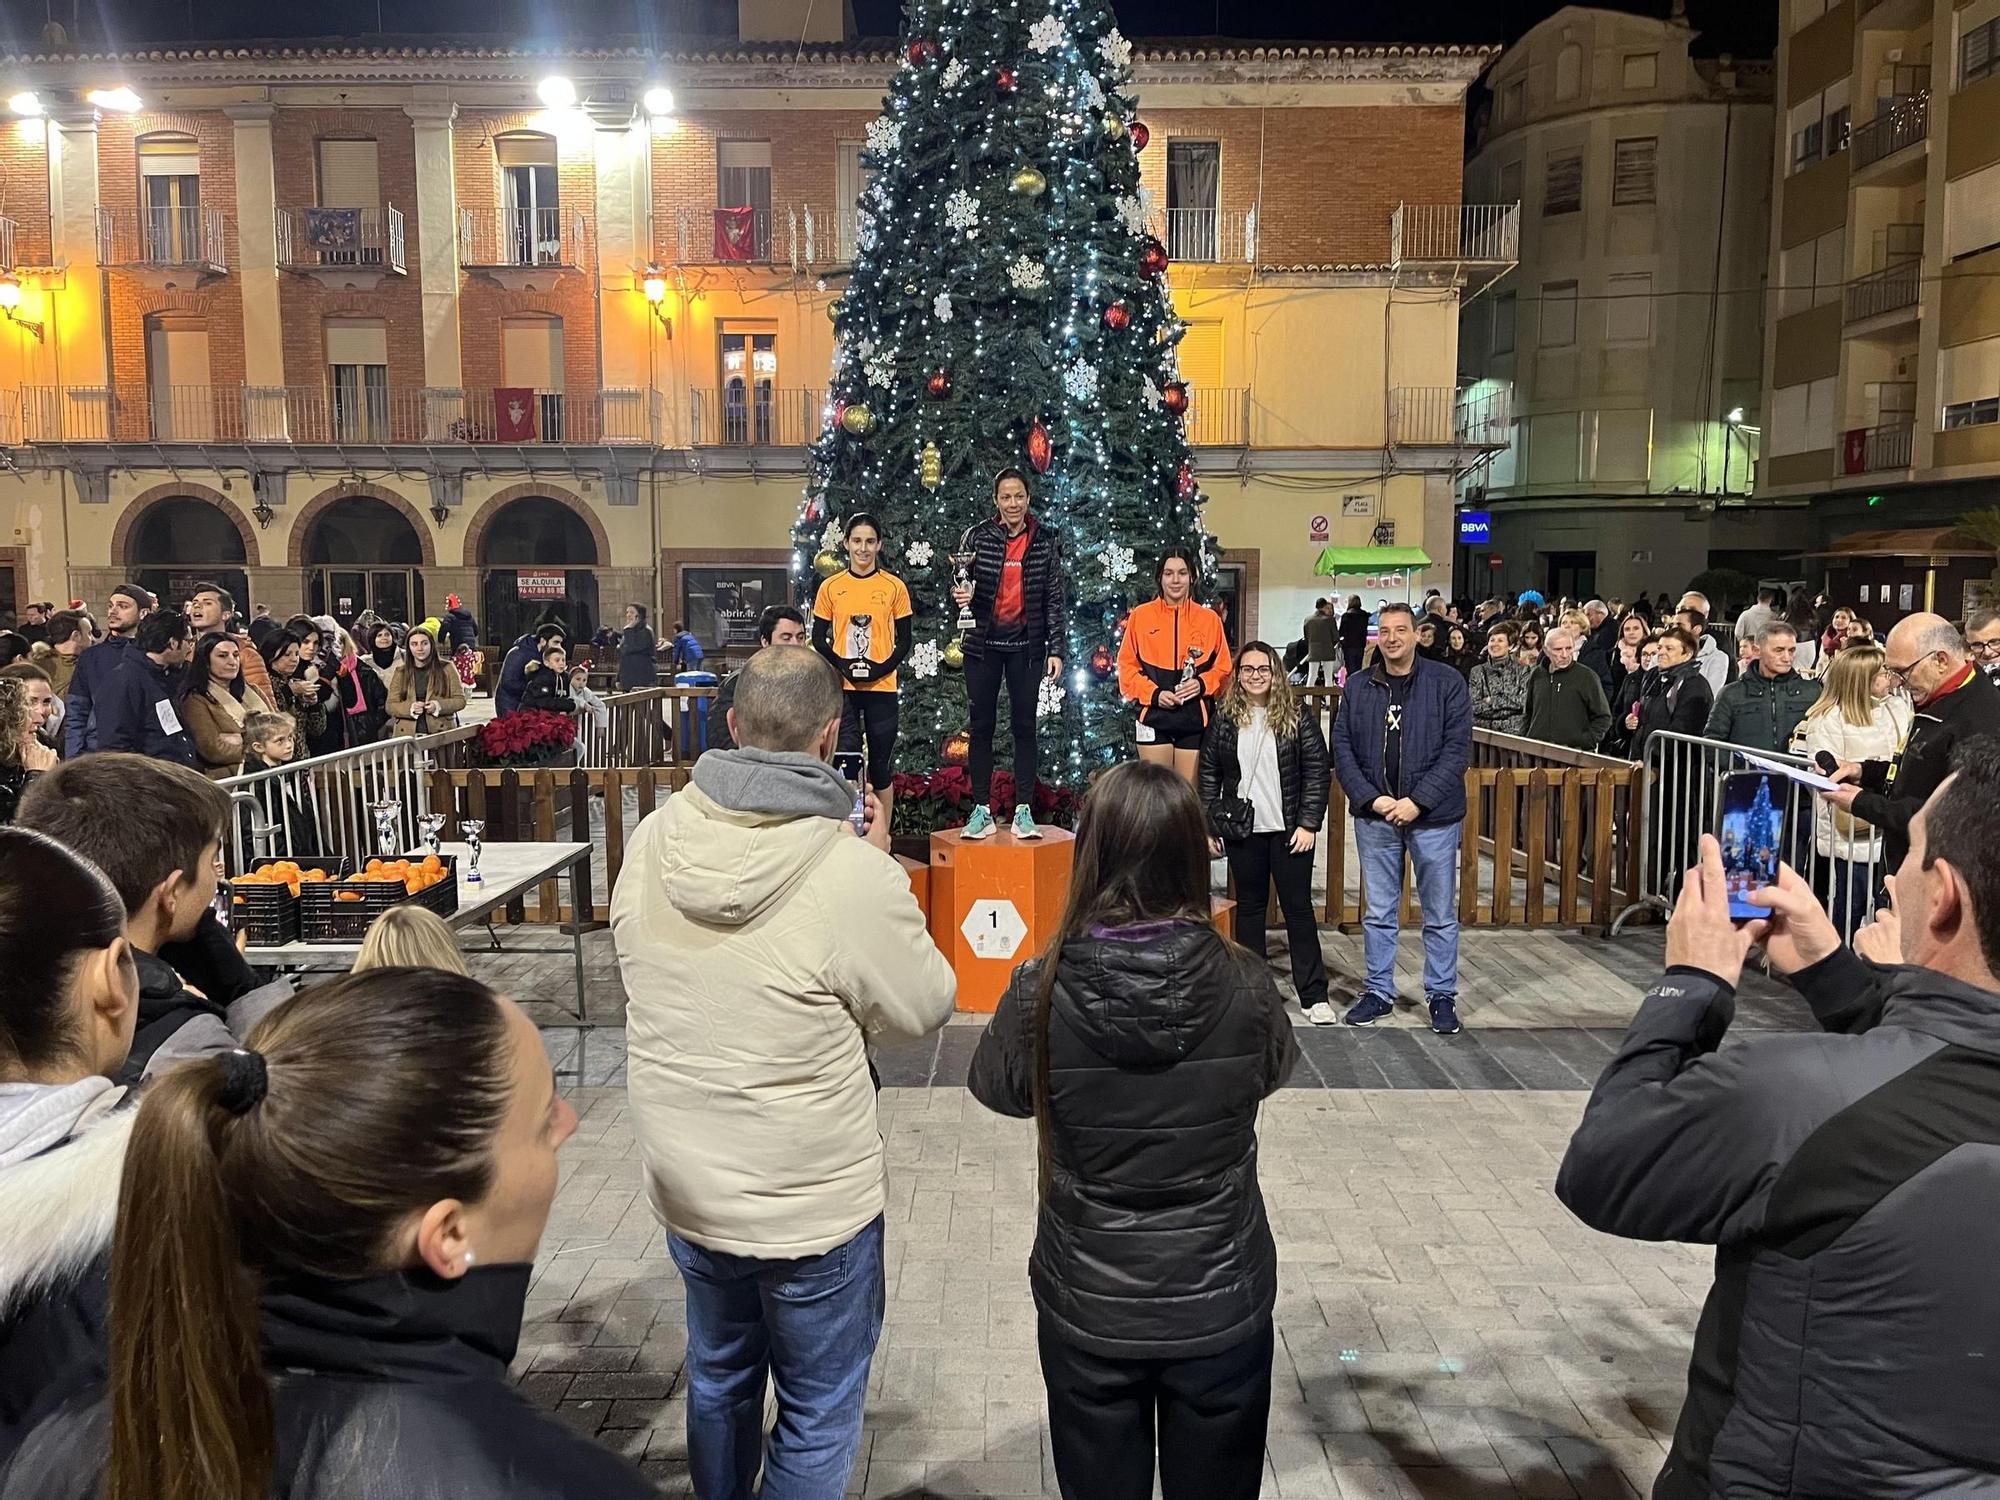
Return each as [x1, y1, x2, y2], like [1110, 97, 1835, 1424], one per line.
[928, 824, 1075, 1012]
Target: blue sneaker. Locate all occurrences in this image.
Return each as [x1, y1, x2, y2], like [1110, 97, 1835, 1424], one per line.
[1012, 805, 1042, 840]
[1343, 993, 1394, 1026]
[961, 804, 996, 840]
[1427, 994, 1462, 1036]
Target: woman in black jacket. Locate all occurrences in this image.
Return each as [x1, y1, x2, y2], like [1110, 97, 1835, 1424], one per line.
[969, 760, 1297, 1500]
[616, 603, 658, 691]
[8, 968, 656, 1500]
[1198, 640, 1333, 1021]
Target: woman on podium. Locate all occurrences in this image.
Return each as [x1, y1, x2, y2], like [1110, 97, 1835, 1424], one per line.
[967, 760, 1296, 1500]
[1117, 548, 1232, 784]
[813, 512, 914, 826]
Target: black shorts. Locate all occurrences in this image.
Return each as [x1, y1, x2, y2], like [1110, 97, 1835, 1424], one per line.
[838, 692, 899, 789]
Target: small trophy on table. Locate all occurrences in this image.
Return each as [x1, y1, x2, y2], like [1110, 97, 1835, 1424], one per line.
[371, 800, 402, 859]
[458, 819, 485, 884]
[417, 812, 447, 856]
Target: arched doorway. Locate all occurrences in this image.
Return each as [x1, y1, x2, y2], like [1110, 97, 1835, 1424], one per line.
[129, 497, 249, 615]
[477, 496, 600, 649]
[303, 496, 426, 629]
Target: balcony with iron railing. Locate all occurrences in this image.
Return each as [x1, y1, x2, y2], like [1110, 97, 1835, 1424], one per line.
[97, 207, 227, 273]
[658, 205, 843, 269]
[16, 384, 661, 446]
[685, 386, 1254, 449]
[1844, 258, 1921, 323]
[1147, 207, 1257, 265]
[457, 208, 586, 270]
[1389, 385, 1513, 449]
[1852, 92, 1929, 169]
[276, 206, 407, 277]
[1843, 420, 1915, 473]
[0, 216, 15, 272]
[1389, 203, 1519, 299]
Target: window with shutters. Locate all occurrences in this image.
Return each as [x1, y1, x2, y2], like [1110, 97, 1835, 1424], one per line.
[315, 140, 382, 264]
[495, 134, 558, 266]
[1789, 83, 1850, 171]
[1612, 138, 1657, 205]
[1541, 281, 1578, 347]
[1174, 321, 1223, 390]
[502, 315, 566, 439]
[1492, 291, 1517, 355]
[138, 134, 200, 263]
[1942, 336, 2000, 427]
[719, 141, 774, 259]
[325, 319, 388, 442]
[145, 315, 213, 441]
[1964, 17, 2000, 86]
[1947, 160, 2000, 260]
[718, 322, 778, 445]
[835, 141, 873, 259]
[1544, 153, 1583, 216]
[1605, 273, 1653, 342]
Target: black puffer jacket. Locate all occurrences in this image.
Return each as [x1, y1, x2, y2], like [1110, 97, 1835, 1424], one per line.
[1557, 949, 2000, 1499]
[3, 1265, 657, 1500]
[958, 513, 1065, 659]
[1197, 705, 1330, 835]
[1853, 665, 2000, 871]
[967, 920, 1297, 1359]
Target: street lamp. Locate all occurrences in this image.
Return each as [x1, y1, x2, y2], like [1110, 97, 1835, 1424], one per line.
[643, 86, 675, 116]
[0, 274, 44, 342]
[642, 268, 671, 333]
[536, 76, 577, 110]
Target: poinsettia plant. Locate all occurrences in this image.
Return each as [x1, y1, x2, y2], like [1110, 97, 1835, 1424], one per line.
[475, 709, 577, 768]
[890, 766, 1084, 836]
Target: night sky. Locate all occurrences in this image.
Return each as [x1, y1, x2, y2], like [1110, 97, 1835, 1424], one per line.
[4, 0, 1776, 60]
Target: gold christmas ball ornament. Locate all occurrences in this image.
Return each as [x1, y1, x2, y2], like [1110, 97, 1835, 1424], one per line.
[1010, 166, 1047, 197]
[1102, 112, 1126, 140]
[942, 637, 966, 669]
[814, 549, 843, 578]
[920, 440, 943, 490]
[840, 402, 876, 436]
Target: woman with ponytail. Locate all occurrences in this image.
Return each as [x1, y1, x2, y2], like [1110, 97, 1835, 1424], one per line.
[11, 969, 654, 1500]
[967, 760, 1297, 1500]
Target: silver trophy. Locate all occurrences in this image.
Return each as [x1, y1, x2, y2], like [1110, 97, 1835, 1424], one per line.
[371, 800, 402, 859]
[950, 553, 977, 632]
[458, 819, 485, 884]
[1180, 647, 1201, 687]
[847, 613, 873, 681]
[417, 812, 447, 856]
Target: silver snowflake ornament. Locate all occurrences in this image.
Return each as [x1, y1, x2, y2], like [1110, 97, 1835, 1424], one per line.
[1037, 676, 1066, 718]
[865, 115, 902, 155]
[864, 354, 894, 388]
[1029, 14, 1067, 52]
[1115, 194, 1145, 236]
[934, 290, 953, 322]
[1063, 360, 1099, 402]
[820, 522, 842, 551]
[1080, 73, 1105, 111]
[909, 640, 942, 680]
[1008, 255, 1048, 292]
[1142, 377, 1164, 411]
[1100, 543, 1136, 582]
[940, 58, 966, 89]
[907, 540, 935, 568]
[855, 209, 877, 252]
[1098, 28, 1132, 74]
[944, 189, 979, 234]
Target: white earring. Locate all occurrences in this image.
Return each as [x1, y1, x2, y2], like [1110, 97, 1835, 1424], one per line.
[462, 1250, 476, 1268]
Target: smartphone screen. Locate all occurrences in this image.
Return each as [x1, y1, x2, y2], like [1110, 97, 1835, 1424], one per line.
[831, 752, 867, 836]
[1718, 771, 1785, 922]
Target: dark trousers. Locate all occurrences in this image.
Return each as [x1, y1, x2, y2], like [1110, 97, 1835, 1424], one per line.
[1038, 1319, 1272, 1500]
[1225, 830, 1327, 1007]
[967, 644, 1040, 807]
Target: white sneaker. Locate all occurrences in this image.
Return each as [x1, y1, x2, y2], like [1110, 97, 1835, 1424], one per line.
[1304, 1001, 1339, 1026]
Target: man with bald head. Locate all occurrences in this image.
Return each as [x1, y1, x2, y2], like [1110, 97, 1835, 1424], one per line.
[1825, 610, 2000, 870]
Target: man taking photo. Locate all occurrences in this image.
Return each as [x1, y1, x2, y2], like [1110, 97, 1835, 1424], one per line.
[1557, 744, 2000, 1498]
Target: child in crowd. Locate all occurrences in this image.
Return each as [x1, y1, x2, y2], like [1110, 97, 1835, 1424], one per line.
[240, 711, 321, 859]
[351, 905, 469, 976]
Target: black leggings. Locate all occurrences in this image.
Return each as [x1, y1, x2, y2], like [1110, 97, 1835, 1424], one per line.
[967, 645, 1040, 807]
[838, 692, 899, 790]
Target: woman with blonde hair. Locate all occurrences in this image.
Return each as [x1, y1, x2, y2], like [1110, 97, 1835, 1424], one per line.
[352, 905, 469, 976]
[386, 626, 467, 737]
[1793, 641, 1910, 935]
[1196, 640, 1333, 1022]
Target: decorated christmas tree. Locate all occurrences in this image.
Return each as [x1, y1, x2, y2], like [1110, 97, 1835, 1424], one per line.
[791, 0, 1213, 791]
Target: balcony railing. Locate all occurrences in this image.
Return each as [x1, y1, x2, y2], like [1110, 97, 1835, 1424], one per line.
[457, 208, 585, 269]
[1844, 259, 1921, 322]
[1842, 421, 1915, 474]
[689, 387, 828, 448]
[1852, 92, 1929, 168]
[1184, 388, 1250, 446]
[17, 385, 661, 446]
[0, 216, 15, 272]
[276, 206, 407, 275]
[1389, 386, 1514, 448]
[1390, 203, 1521, 266]
[97, 207, 228, 271]
[659, 205, 843, 269]
[1147, 207, 1257, 265]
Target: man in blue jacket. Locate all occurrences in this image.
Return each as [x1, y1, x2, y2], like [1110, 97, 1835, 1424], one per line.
[1332, 602, 1473, 1034]
[93, 611, 197, 767]
[64, 582, 154, 757]
[496, 624, 565, 717]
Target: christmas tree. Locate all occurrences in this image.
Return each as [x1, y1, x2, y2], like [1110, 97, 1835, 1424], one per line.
[791, 0, 1212, 791]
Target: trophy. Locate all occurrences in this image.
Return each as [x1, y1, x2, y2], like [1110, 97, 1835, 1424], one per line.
[417, 812, 446, 856]
[458, 819, 485, 884]
[371, 800, 402, 859]
[1180, 647, 1201, 687]
[847, 613, 873, 681]
[950, 553, 977, 632]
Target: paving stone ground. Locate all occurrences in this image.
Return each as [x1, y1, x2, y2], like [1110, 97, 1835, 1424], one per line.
[445, 918, 1778, 1498]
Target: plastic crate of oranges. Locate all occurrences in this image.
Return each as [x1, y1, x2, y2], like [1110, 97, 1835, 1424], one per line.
[299, 854, 459, 942]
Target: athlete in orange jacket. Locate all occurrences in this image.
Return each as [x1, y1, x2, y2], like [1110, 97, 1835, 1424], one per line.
[1117, 548, 1232, 782]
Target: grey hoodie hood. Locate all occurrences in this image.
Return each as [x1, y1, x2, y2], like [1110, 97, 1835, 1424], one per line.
[0, 1079, 121, 1170]
[660, 749, 860, 927]
[0, 1082, 133, 1311]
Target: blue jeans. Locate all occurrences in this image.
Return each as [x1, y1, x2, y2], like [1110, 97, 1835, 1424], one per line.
[668, 1216, 886, 1500]
[1353, 817, 1461, 1000]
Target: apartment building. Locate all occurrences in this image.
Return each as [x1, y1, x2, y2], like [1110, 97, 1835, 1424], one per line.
[1460, 7, 1787, 604]
[0, 2, 1510, 650]
[1760, 0, 2000, 614]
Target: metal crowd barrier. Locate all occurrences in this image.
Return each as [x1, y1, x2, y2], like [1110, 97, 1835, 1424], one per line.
[1612, 729, 1886, 944]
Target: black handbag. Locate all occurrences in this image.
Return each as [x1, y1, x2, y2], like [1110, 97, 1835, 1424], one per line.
[1212, 790, 1256, 842]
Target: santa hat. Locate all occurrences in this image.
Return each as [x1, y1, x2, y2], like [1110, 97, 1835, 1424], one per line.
[446, 594, 462, 610]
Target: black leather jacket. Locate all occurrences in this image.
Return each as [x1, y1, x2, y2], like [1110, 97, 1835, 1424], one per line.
[1197, 705, 1330, 836]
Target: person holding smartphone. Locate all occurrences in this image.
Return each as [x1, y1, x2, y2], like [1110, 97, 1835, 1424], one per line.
[814, 513, 914, 828]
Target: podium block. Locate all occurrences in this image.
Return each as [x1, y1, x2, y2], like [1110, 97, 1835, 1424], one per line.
[1211, 896, 1236, 940]
[930, 827, 1075, 1012]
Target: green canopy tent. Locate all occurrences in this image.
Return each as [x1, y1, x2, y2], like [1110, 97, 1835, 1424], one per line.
[1312, 547, 1433, 607]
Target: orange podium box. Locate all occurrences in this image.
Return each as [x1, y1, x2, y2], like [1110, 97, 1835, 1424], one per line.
[930, 826, 1076, 1012]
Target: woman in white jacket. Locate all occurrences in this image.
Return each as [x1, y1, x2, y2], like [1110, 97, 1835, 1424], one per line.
[1792, 641, 1910, 936]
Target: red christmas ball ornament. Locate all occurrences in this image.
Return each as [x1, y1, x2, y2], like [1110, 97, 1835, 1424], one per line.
[907, 37, 939, 65]
[1103, 300, 1132, 331]
[926, 368, 952, 399]
[1139, 238, 1169, 280]
[1089, 644, 1114, 678]
[1131, 120, 1151, 150]
[1176, 460, 1197, 499]
[995, 64, 1018, 93]
[1027, 420, 1053, 474]
[1162, 381, 1190, 416]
